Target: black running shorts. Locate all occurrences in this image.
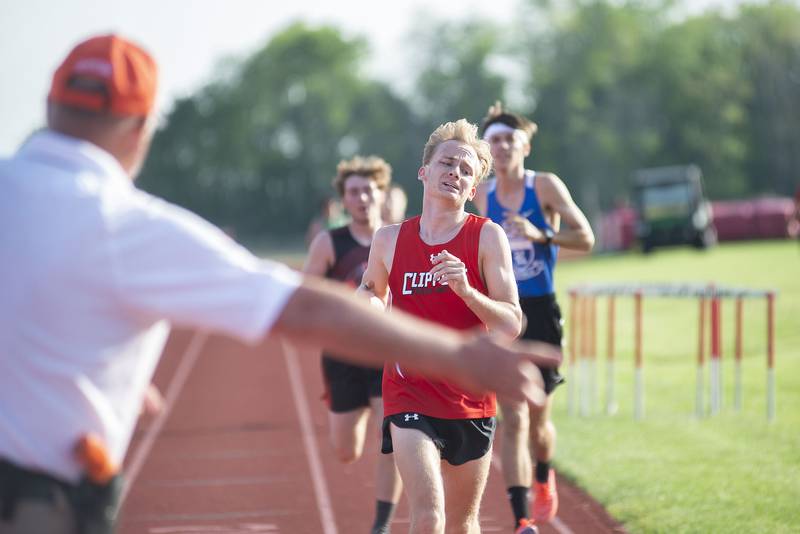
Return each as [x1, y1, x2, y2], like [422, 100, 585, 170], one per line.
[520, 294, 565, 395]
[381, 413, 496, 466]
[321, 355, 382, 413]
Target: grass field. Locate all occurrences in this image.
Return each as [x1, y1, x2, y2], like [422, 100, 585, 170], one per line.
[551, 240, 800, 533]
[261, 239, 799, 532]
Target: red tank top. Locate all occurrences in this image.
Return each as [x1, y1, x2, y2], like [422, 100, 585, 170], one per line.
[383, 214, 496, 419]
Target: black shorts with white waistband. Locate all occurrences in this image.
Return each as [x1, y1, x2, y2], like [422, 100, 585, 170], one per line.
[381, 413, 496, 466]
[520, 293, 565, 395]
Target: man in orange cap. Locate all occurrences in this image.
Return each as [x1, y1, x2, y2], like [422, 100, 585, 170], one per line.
[0, 34, 559, 533]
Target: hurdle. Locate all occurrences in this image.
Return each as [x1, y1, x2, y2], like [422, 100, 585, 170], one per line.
[566, 283, 777, 421]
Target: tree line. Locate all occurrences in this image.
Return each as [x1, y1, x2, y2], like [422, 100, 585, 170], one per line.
[138, 0, 800, 241]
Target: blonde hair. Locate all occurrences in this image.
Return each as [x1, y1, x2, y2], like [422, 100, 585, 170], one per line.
[481, 101, 538, 140]
[422, 119, 493, 184]
[332, 155, 392, 196]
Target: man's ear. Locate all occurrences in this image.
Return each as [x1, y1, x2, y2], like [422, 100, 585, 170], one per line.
[418, 166, 426, 181]
[467, 184, 478, 201]
[523, 140, 532, 158]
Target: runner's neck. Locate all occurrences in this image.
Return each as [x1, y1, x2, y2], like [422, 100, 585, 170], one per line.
[418, 210, 468, 245]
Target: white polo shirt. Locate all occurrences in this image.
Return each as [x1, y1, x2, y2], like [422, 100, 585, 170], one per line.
[0, 130, 301, 482]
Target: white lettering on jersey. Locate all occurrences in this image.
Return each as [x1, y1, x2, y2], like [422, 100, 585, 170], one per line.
[402, 271, 439, 295]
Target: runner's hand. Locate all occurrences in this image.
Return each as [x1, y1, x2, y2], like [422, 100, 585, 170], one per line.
[456, 334, 561, 407]
[429, 249, 471, 299]
[503, 212, 545, 243]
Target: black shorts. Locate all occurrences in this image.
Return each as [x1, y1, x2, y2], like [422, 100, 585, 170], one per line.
[381, 413, 496, 466]
[321, 355, 383, 413]
[520, 294, 565, 395]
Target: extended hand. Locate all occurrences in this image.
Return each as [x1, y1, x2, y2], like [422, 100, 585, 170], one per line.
[429, 249, 471, 298]
[456, 334, 562, 407]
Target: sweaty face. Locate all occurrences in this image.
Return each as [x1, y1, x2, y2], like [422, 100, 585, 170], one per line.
[342, 174, 383, 223]
[422, 140, 480, 204]
[487, 129, 529, 174]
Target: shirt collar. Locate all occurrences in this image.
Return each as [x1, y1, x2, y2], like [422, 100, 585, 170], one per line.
[18, 129, 131, 186]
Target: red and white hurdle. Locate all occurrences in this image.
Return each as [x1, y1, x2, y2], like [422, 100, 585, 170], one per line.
[566, 283, 777, 421]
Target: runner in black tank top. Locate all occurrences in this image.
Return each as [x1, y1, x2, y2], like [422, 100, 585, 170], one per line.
[301, 156, 402, 534]
[325, 226, 369, 287]
[321, 225, 383, 413]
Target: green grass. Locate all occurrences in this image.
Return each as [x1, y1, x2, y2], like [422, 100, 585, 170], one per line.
[259, 238, 800, 532]
[551, 240, 800, 533]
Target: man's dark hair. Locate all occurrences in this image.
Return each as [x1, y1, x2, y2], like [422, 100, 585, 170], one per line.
[480, 101, 538, 141]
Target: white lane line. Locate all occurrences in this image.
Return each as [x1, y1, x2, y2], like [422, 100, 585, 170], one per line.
[121, 331, 209, 504]
[131, 510, 290, 522]
[149, 524, 278, 533]
[281, 339, 338, 534]
[491, 451, 575, 534]
[141, 475, 288, 488]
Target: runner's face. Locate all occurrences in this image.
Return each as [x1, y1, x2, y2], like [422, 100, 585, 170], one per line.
[342, 174, 383, 223]
[421, 140, 479, 205]
[487, 130, 529, 174]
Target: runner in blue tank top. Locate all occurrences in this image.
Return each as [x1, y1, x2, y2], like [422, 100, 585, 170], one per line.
[485, 170, 557, 298]
[473, 102, 595, 533]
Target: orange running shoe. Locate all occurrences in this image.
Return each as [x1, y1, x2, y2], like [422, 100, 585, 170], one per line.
[531, 469, 559, 523]
[515, 518, 539, 534]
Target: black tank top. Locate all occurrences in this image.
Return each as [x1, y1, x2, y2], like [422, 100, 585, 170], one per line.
[325, 225, 370, 288]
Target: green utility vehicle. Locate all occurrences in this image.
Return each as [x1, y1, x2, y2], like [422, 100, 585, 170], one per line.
[634, 165, 716, 253]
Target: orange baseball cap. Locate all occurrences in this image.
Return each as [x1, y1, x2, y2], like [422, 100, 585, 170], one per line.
[48, 34, 158, 116]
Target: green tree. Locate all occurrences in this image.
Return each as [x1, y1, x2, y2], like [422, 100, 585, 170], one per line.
[641, 12, 751, 199]
[139, 23, 420, 239]
[523, 1, 664, 212]
[738, 1, 800, 196]
[410, 19, 509, 131]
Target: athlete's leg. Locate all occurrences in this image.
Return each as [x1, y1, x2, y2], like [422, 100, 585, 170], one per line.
[441, 449, 493, 534]
[499, 400, 532, 486]
[370, 397, 403, 503]
[529, 395, 558, 523]
[369, 397, 402, 533]
[328, 406, 371, 463]
[390, 424, 445, 534]
[528, 395, 555, 471]
[500, 399, 532, 526]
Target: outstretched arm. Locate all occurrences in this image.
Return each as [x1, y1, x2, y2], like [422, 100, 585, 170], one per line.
[270, 275, 559, 406]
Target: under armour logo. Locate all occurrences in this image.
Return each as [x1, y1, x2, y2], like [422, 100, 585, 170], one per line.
[404, 413, 420, 422]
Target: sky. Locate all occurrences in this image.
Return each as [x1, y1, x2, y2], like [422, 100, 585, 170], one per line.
[0, 0, 748, 156]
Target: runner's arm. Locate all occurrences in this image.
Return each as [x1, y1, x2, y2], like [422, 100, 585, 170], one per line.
[302, 230, 334, 276]
[270, 274, 558, 405]
[465, 221, 522, 337]
[354, 224, 395, 310]
[537, 172, 594, 251]
[429, 221, 521, 338]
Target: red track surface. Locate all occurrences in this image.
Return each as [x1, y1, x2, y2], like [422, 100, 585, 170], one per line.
[118, 331, 625, 534]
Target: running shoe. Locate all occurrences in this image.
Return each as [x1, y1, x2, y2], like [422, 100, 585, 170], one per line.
[515, 518, 539, 534]
[532, 469, 559, 523]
